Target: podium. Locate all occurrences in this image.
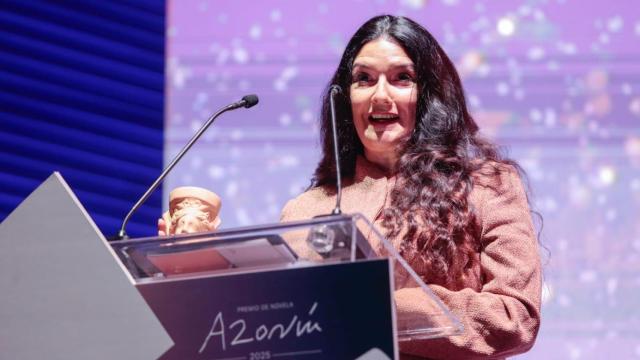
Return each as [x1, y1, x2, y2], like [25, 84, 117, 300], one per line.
[0, 173, 462, 360]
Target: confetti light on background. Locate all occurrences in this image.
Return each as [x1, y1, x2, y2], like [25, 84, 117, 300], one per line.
[164, 1, 640, 358]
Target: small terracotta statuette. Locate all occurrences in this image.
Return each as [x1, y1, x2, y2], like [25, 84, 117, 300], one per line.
[158, 186, 221, 236]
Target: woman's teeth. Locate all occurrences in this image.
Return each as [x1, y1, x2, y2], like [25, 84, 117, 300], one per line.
[370, 114, 399, 122]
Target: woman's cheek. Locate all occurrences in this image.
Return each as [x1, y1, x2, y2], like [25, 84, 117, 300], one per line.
[363, 125, 377, 141]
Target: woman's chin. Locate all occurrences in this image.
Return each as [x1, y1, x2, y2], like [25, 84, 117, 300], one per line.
[362, 137, 404, 153]
[370, 129, 410, 142]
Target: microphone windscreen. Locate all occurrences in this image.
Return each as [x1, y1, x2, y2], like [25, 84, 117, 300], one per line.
[242, 94, 259, 108]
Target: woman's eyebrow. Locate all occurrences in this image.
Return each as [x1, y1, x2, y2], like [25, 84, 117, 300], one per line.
[352, 62, 371, 70]
[393, 63, 416, 71]
[352, 62, 415, 71]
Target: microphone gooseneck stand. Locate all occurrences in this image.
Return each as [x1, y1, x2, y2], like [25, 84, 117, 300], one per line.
[329, 84, 343, 215]
[113, 95, 259, 240]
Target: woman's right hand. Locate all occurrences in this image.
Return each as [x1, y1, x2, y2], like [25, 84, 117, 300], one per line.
[157, 211, 172, 236]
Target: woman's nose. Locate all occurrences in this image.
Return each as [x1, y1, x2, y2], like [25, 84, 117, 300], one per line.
[371, 78, 392, 108]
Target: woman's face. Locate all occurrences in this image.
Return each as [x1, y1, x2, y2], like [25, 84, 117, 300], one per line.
[350, 38, 417, 161]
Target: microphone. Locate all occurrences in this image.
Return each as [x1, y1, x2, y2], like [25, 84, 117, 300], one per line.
[328, 84, 343, 215]
[112, 94, 259, 240]
[306, 84, 348, 256]
[229, 94, 259, 110]
[307, 86, 375, 261]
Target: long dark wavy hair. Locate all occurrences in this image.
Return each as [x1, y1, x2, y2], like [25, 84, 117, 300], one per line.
[312, 15, 528, 290]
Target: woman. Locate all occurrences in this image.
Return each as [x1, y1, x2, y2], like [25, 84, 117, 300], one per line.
[161, 15, 541, 359]
[279, 15, 541, 359]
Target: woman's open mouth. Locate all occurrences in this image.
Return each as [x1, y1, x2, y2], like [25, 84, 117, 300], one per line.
[369, 113, 399, 124]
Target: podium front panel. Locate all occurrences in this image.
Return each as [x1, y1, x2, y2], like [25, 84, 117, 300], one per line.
[137, 259, 396, 360]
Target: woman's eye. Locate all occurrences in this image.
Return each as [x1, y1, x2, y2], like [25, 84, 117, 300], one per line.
[353, 73, 371, 85]
[397, 72, 414, 82]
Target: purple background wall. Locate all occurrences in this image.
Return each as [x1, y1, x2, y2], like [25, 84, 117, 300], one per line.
[164, 0, 640, 357]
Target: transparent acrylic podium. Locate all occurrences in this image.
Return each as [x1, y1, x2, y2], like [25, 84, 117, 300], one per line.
[110, 213, 463, 343]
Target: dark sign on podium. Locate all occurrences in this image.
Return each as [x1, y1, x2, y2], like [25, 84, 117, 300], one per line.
[138, 259, 395, 359]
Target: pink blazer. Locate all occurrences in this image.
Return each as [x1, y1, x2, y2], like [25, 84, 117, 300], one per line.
[280, 156, 542, 359]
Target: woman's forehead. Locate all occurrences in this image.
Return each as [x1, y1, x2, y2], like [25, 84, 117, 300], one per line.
[353, 38, 414, 67]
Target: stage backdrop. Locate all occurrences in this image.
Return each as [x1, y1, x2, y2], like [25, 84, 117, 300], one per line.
[165, 0, 640, 358]
[0, 1, 166, 237]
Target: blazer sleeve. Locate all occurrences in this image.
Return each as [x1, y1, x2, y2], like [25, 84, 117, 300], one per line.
[398, 168, 542, 359]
